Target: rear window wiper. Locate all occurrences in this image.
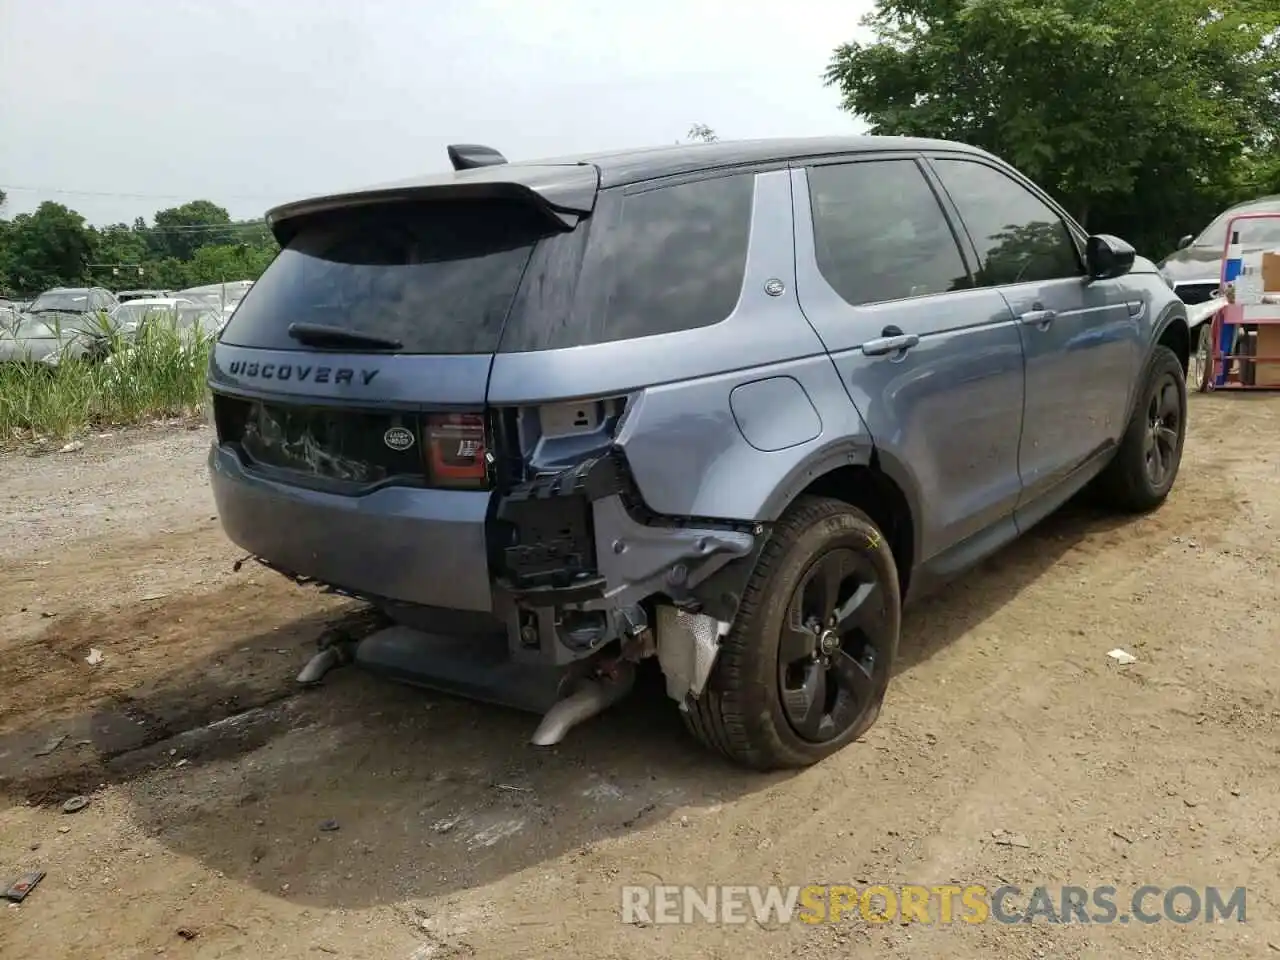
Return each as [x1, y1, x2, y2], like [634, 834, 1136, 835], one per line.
[286, 322, 403, 350]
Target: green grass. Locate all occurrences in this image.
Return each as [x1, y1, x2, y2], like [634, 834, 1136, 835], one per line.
[0, 317, 213, 441]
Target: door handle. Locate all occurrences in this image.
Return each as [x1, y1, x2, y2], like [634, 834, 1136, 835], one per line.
[1019, 308, 1056, 326]
[861, 333, 920, 357]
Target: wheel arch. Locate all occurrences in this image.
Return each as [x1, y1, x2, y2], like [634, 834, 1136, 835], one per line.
[762, 445, 919, 599]
[1121, 301, 1190, 424]
[1153, 305, 1191, 376]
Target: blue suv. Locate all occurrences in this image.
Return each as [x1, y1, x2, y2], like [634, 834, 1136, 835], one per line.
[207, 137, 1190, 769]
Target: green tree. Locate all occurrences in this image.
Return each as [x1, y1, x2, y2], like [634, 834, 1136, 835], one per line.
[184, 241, 277, 286]
[826, 0, 1280, 254]
[0, 193, 278, 297]
[150, 257, 193, 290]
[149, 199, 234, 261]
[90, 222, 150, 285]
[686, 123, 719, 143]
[4, 202, 94, 293]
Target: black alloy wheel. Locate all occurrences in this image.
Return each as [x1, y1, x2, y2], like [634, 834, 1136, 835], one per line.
[1091, 345, 1186, 513]
[777, 547, 890, 744]
[1144, 372, 1182, 489]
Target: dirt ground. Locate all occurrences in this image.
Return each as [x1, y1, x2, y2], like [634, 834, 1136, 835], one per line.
[2, 397, 1280, 959]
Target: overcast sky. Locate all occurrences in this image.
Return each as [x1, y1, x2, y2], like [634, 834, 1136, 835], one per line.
[0, 0, 873, 226]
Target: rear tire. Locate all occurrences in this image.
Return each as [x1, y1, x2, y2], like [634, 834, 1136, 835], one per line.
[1093, 345, 1187, 513]
[682, 496, 900, 770]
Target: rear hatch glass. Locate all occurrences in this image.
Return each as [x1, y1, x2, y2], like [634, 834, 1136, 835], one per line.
[214, 198, 557, 490]
[219, 199, 558, 355]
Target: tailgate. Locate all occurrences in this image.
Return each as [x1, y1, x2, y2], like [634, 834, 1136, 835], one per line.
[206, 194, 579, 610]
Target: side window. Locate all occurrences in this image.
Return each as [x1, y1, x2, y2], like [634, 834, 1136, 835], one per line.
[590, 174, 754, 343]
[503, 173, 755, 351]
[931, 159, 1081, 286]
[807, 159, 971, 306]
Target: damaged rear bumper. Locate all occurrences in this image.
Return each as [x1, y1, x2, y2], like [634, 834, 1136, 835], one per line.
[208, 442, 497, 613]
[491, 450, 768, 706]
[210, 441, 767, 702]
[495, 453, 757, 607]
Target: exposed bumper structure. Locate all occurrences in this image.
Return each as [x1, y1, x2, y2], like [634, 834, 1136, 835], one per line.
[210, 442, 768, 741]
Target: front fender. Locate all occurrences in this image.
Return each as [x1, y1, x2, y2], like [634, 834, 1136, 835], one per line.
[1131, 298, 1189, 418]
[1151, 299, 1190, 359]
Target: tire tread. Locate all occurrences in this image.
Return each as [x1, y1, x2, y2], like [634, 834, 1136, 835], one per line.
[681, 495, 896, 769]
[1094, 345, 1186, 513]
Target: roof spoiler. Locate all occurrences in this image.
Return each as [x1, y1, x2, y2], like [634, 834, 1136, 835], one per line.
[265, 171, 599, 244]
[447, 144, 507, 170]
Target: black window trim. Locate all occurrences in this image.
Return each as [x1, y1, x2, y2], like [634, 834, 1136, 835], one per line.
[619, 161, 777, 197]
[920, 152, 1088, 277]
[799, 152, 982, 307]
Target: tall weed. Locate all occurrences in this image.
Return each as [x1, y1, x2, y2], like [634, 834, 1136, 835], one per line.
[0, 314, 212, 440]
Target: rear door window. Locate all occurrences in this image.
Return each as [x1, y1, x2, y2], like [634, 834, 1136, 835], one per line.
[807, 159, 972, 306]
[499, 173, 754, 351]
[930, 158, 1083, 286]
[219, 199, 558, 355]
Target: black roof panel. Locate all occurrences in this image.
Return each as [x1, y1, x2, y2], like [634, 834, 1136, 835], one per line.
[266, 136, 994, 233]
[539, 135, 990, 186]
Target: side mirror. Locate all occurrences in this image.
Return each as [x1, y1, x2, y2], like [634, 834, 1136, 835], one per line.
[1176, 234, 1194, 250]
[1085, 234, 1136, 281]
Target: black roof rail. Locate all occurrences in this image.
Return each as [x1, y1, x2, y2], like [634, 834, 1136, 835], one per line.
[447, 144, 508, 171]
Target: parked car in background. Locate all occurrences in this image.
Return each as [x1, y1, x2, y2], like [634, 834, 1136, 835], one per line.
[104, 299, 222, 370]
[207, 136, 1190, 770]
[116, 288, 173, 304]
[1158, 194, 1280, 306]
[23, 286, 119, 322]
[111, 297, 198, 336]
[177, 281, 253, 326]
[2, 287, 124, 365]
[0, 310, 124, 366]
[172, 303, 224, 340]
[183, 279, 252, 302]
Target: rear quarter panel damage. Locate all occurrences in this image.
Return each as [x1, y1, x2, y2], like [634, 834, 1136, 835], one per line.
[613, 353, 875, 521]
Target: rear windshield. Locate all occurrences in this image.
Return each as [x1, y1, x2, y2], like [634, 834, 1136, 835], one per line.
[220, 200, 556, 354]
[28, 290, 91, 314]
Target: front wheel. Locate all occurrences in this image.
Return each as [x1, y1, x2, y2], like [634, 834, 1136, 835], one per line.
[1094, 345, 1187, 513]
[1189, 323, 1213, 393]
[682, 496, 900, 770]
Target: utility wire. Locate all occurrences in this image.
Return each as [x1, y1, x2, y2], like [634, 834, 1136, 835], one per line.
[1, 183, 299, 202]
[97, 222, 269, 233]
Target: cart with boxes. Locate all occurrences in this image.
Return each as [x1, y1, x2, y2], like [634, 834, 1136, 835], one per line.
[1202, 211, 1280, 391]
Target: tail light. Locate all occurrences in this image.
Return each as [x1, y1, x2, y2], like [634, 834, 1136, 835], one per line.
[424, 413, 489, 488]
